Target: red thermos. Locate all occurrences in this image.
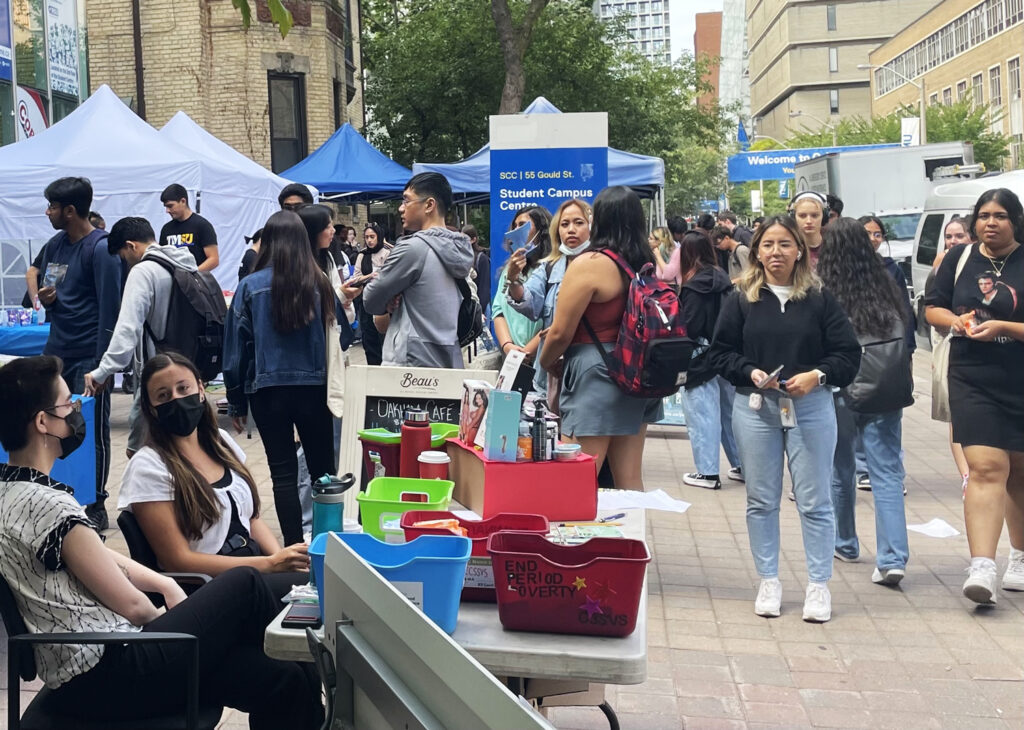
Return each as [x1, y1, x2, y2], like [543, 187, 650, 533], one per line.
[399, 409, 431, 478]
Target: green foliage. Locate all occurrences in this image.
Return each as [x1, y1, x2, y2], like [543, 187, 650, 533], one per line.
[360, 0, 732, 213]
[231, 0, 293, 38]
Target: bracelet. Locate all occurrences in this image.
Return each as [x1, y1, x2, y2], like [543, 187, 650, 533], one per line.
[500, 341, 512, 352]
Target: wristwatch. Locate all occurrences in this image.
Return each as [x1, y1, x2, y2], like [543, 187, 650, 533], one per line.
[814, 369, 826, 387]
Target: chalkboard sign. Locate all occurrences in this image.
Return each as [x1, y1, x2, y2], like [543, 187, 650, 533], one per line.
[340, 365, 498, 516]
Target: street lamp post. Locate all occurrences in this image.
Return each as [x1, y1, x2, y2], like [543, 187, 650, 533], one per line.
[858, 63, 927, 145]
[789, 110, 838, 147]
[752, 134, 789, 148]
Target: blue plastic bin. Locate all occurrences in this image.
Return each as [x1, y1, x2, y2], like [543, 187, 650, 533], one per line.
[309, 532, 471, 633]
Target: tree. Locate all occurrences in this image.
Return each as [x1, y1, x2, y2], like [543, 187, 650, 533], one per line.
[231, 0, 293, 38]
[492, 0, 552, 114]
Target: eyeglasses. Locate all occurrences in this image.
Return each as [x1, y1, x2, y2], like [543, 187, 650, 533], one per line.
[400, 196, 429, 206]
[43, 400, 81, 415]
[45, 201, 61, 211]
[868, 231, 885, 240]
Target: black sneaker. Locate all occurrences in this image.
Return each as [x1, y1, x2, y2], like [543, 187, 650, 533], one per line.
[85, 502, 109, 532]
[856, 474, 872, 491]
[683, 473, 722, 490]
[728, 466, 745, 483]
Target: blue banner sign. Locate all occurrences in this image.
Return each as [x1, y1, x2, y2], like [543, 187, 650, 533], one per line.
[489, 147, 608, 299]
[727, 143, 899, 183]
[0, 0, 11, 83]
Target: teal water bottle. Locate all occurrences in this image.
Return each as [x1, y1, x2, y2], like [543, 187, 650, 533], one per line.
[312, 473, 354, 537]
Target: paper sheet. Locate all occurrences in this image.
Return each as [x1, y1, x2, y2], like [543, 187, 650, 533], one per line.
[907, 518, 960, 538]
[597, 488, 691, 514]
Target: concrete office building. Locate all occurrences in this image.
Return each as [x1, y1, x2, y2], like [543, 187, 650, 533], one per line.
[747, 0, 942, 142]
[721, 0, 751, 125]
[694, 12, 723, 106]
[593, 0, 673, 64]
[869, 0, 1024, 167]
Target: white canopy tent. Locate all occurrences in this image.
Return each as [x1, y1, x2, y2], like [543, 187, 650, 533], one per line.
[0, 85, 294, 298]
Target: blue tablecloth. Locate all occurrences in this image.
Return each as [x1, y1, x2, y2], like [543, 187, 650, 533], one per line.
[0, 324, 50, 356]
[0, 394, 96, 506]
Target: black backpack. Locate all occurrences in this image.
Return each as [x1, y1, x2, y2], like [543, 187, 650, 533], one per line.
[843, 321, 914, 414]
[456, 277, 484, 347]
[142, 256, 227, 381]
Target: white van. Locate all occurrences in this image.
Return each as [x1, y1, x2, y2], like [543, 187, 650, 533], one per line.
[911, 170, 1024, 348]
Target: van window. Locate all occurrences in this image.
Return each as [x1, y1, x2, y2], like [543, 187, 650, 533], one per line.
[916, 214, 945, 266]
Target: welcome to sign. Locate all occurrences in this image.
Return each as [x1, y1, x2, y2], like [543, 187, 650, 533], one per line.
[727, 143, 899, 183]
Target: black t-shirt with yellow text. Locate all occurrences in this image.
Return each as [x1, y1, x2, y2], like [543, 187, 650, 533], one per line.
[159, 213, 217, 267]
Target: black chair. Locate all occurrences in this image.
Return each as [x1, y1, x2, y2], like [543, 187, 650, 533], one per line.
[0, 573, 222, 730]
[117, 511, 211, 605]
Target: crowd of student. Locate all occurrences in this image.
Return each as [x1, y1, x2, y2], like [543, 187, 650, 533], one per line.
[2, 168, 1024, 724]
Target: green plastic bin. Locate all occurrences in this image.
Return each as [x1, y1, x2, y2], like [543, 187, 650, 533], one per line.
[356, 476, 455, 542]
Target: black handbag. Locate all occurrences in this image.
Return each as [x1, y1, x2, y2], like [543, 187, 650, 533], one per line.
[843, 322, 914, 414]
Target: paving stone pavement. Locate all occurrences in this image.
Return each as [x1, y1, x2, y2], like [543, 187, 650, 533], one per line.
[3, 348, 1023, 729]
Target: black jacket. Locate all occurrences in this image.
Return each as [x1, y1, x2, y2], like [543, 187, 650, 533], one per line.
[710, 286, 861, 391]
[680, 266, 733, 389]
[881, 256, 917, 354]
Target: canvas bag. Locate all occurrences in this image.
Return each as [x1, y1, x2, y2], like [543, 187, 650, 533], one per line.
[930, 244, 972, 421]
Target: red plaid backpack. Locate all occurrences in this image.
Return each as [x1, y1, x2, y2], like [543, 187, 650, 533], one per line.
[581, 249, 693, 398]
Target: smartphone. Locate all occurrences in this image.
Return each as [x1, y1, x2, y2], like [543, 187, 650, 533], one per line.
[281, 603, 322, 629]
[344, 275, 370, 288]
[756, 365, 784, 389]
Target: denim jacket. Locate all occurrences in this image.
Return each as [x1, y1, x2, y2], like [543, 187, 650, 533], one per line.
[223, 267, 344, 417]
[506, 256, 571, 398]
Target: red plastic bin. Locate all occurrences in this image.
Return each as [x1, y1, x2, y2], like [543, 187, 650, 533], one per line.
[486, 531, 650, 637]
[400, 511, 550, 602]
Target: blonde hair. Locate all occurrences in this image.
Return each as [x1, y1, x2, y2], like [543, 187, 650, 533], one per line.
[543, 199, 592, 264]
[737, 215, 820, 303]
[651, 226, 673, 262]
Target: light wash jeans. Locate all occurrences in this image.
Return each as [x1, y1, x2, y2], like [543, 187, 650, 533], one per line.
[680, 376, 742, 475]
[732, 386, 837, 583]
[831, 394, 910, 570]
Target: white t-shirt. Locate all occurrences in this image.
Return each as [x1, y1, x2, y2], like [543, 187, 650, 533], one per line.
[767, 284, 794, 312]
[0, 464, 138, 688]
[118, 429, 255, 557]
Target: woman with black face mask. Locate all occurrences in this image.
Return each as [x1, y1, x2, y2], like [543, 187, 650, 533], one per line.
[117, 352, 309, 599]
[0, 355, 322, 728]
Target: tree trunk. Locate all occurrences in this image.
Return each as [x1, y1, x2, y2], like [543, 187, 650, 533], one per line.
[491, 0, 551, 115]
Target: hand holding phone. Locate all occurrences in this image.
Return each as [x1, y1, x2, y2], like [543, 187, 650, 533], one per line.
[755, 365, 784, 389]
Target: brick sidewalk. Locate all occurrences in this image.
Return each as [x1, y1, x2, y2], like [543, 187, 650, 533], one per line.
[3, 348, 1023, 729]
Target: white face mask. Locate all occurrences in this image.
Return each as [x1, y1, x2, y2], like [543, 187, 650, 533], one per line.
[560, 239, 591, 256]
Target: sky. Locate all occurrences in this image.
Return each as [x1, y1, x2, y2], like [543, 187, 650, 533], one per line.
[673, 0, 724, 58]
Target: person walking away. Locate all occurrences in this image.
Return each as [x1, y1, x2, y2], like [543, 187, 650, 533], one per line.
[465, 225, 491, 315]
[710, 214, 860, 622]
[671, 231, 742, 490]
[539, 187, 665, 489]
[818, 218, 912, 585]
[0, 355, 322, 729]
[223, 211, 346, 545]
[354, 224, 393, 365]
[506, 199, 592, 405]
[925, 188, 1024, 605]
[927, 216, 973, 492]
[158, 184, 219, 273]
[37, 176, 121, 530]
[492, 206, 550, 362]
[82, 217, 197, 458]
[363, 173, 473, 368]
[790, 192, 827, 270]
[711, 225, 752, 281]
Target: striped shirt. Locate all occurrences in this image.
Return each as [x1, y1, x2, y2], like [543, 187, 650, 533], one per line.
[0, 464, 138, 688]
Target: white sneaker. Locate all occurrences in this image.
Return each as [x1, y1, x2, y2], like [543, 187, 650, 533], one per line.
[683, 473, 722, 490]
[834, 550, 858, 563]
[728, 466, 745, 483]
[872, 567, 905, 586]
[802, 582, 831, 623]
[1003, 549, 1024, 591]
[754, 578, 782, 618]
[963, 562, 998, 605]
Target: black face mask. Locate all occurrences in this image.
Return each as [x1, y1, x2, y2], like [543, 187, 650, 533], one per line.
[155, 394, 207, 438]
[55, 409, 87, 459]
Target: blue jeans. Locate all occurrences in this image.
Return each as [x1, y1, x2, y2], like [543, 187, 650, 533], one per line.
[831, 394, 909, 570]
[732, 387, 837, 583]
[680, 377, 742, 475]
[62, 356, 111, 502]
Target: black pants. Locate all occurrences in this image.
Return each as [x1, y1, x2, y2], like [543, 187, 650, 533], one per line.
[51, 567, 321, 729]
[356, 296, 384, 365]
[249, 384, 335, 544]
[61, 356, 111, 503]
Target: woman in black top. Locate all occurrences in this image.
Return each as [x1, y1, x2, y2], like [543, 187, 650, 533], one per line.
[925, 188, 1024, 606]
[711, 215, 860, 623]
[237, 228, 262, 283]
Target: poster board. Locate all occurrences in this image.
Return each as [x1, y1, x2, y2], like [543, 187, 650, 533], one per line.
[340, 365, 498, 516]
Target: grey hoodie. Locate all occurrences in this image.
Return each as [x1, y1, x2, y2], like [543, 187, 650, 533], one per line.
[363, 227, 473, 368]
[89, 244, 198, 383]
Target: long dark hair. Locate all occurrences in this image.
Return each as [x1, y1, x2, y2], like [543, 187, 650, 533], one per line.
[969, 188, 1024, 243]
[257, 210, 336, 332]
[509, 205, 553, 269]
[139, 353, 260, 543]
[589, 186, 655, 272]
[360, 223, 388, 276]
[678, 229, 718, 281]
[297, 204, 336, 274]
[818, 218, 906, 339]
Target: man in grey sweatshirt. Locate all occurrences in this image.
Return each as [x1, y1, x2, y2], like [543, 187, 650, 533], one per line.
[363, 173, 473, 368]
[84, 217, 198, 454]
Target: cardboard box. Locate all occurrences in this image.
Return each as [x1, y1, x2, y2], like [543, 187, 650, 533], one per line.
[482, 390, 521, 462]
[459, 380, 492, 445]
[446, 438, 597, 521]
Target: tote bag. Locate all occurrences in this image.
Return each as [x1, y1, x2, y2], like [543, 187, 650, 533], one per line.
[930, 244, 972, 422]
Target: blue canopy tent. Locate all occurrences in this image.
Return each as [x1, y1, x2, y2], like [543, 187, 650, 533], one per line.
[412, 97, 666, 219]
[281, 123, 413, 201]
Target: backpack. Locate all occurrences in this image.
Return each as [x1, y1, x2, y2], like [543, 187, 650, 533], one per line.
[456, 277, 484, 347]
[581, 250, 693, 398]
[843, 321, 914, 414]
[142, 256, 227, 381]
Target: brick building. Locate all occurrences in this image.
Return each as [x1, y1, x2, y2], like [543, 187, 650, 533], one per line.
[86, 0, 364, 173]
[868, 0, 1024, 167]
[694, 11, 722, 108]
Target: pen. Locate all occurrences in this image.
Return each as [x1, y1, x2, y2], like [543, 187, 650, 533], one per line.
[599, 512, 626, 523]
